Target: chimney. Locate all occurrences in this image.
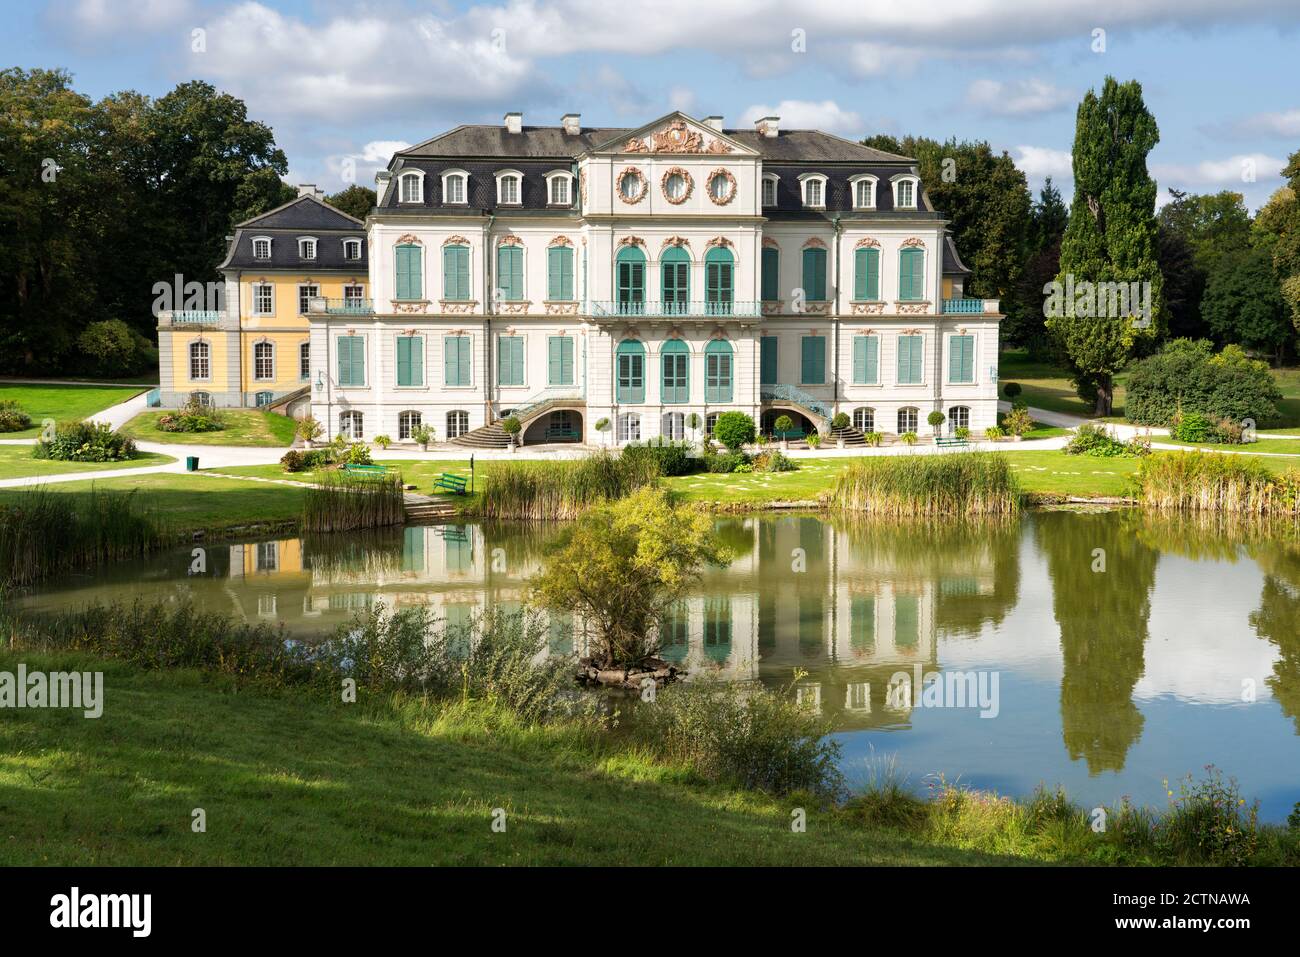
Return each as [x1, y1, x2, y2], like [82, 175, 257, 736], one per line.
[504, 112, 523, 134]
[297, 183, 324, 199]
[562, 113, 581, 135]
[375, 170, 391, 192]
[702, 115, 723, 132]
[756, 116, 780, 138]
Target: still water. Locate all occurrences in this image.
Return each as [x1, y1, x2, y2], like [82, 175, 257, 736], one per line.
[14, 510, 1300, 820]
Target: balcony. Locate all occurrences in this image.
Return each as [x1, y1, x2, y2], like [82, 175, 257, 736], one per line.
[308, 297, 374, 316]
[586, 300, 763, 319]
[942, 298, 1000, 315]
[157, 310, 228, 328]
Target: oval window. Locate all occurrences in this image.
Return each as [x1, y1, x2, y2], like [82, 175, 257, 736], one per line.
[710, 174, 730, 200]
[620, 172, 641, 199]
[665, 174, 686, 200]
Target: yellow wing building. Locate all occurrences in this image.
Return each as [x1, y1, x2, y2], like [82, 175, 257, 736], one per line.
[156, 186, 368, 412]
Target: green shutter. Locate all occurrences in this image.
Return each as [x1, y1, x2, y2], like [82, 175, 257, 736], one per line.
[396, 336, 411, 386]
[900, 248, 924, 301]
[444, 336, 469, 386]
[760, 336, 778, 384]
[854, 247, 879, 300]
[802, 248, 826, 301]
[336, 336, 351, 384]
[898, 335, 923, 384]
[852, 335, 879, 384]
[761, 248, 779, 301]
[395, 245, 421, 301]
[498, 245, 523, 301]
[547, 246, 573, 301]
[548, 336, 573, 385]
[949, 335, 974, 382]
[499, 335, 523, 386]
[801, 336, 825, 384]
[443, 246, 469, 301]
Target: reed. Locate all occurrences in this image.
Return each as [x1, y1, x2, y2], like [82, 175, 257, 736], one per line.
[1136, 452, 1300, 516]
[301, 471, 406, 532]
[829, 452, 1021, 517]
[475, 452, 660, 520]
[0, 487, 169, 587]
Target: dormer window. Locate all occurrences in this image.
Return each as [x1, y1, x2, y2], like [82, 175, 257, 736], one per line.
[441, 170, 467, 204]
[799, 173, 828, 208]
[398, 171, 423, 203]
[892, 174, 920, 209]
[545, 171, 572, 206]
[850, 175, 878, 210]
[496, 171, 522, 205]
[252, 236, 272, 260]
[762, 175, 778, 207]
[298, 237, 317, 260]
[343, 239, 361, 260]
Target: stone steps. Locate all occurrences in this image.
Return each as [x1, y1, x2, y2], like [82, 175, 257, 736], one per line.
[450, 423, 512, 449]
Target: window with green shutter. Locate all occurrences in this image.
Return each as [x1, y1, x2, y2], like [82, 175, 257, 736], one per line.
[760, 336, 778, 385]
[854, 247, 880, 300]
[394, 245, 422, 301]
[949, 334, 975, 383]
[442, 245, 470, 301]
[897, 334, 923, 384]
[616, 247, 645, 313]
[497, 245, 523, 301]
[852, 335, 879, 384]
[396, 335, 424, 387]
[705, 339, 733, 403]
[336, 335, 366, 386]
[616, 339, 645, 403]
[761, 247, 779, 302]
[661, 338, 689, 403]
[801, 247, 827, 301]
[705, 247, 734, 313]
[443, 335, 471, 386]
[800, 335, 825, 384]
[661, 246, 689, 314]
[547, 336, 574, 386]
[899, 247, 925, 301]
[498, 335, 524, 386]
[547, 246, 574, 301]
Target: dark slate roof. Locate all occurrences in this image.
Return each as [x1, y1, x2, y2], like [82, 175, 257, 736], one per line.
[233, 195, 364, 230]
[725, 129, 912, 163]
[763, 165, 935, 216]
[220, 195, 368, 271]
[943, 236, 971, 275]
[380, 159, 579, 212]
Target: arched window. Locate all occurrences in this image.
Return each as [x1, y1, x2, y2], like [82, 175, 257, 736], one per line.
[252, 236, 272, 260]
[398, 410, 422, 440]
[545, 171, 572, 205]
[615, 246, 645, 314]
[704, 339, 733, 404]
[799, 173, 827, 208]
[662, 411, 685, 441]
[660, 245, 690, 314]
[189, 341, 210, 380]
[298, 237, 317, 260]
[299, 341, 311, 380]
[253, 341, 274, 381]
[339, 410, 364, 440]
[446, 409, 469, 439]
[615, 339, 645, 403]
[343, 239, 362, 260]
[853, 407, 875, 433]
[850, 174, 878, 209]
[189, 391, 212, 408]
[948, 406, 970, 433]
[441, 170, 467, 204]
[660, 339, 689, 404]
[705, 412, 720, 437]
[398, 171, 423, 204]
[761, 174, 779, 207]
[496, 170, 522, 205]
[704, 246, 734, 314]
[897, 407, 919, 434]
[617, 412, 641, 443]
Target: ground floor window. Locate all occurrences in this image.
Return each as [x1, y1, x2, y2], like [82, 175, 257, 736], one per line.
[339, 410, 363, 440]
[300, 341, 311, 380]
[618, 412, 641, 442]
[447, 409, 469, 439]
[254, 341, 274, 380]
[189, 341, 210, 380]
[189, 391, 212, 408]
[398, 410, 422, 440]
[897, 407, 918, 434]
[705, 412, 719, 437]
[853, 407, 875, 433]
[662, 411, 685, 441]
[948, 405, 970, 433]
[254, 390, 273, 407]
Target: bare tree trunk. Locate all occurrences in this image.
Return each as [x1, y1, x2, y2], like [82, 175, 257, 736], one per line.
[1093, 376, 1113, 417]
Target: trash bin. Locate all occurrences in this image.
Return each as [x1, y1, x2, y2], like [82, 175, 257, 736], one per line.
[186, 456, 199, 472]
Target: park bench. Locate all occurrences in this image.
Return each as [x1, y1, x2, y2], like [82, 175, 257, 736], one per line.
[772, 428, 805, 441]
[341, 463, 395, 475]
[543, 425, 579, 441]
[935, 436, 969, 448]
[433, 472, 468, 495]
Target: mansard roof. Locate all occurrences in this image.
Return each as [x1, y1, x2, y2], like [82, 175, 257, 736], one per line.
[220, 196, 367, 272]
[233, 194, 364, 230]
[943, 236, 972, 275]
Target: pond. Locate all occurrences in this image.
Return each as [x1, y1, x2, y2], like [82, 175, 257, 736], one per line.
[14, 510, 1300, 821]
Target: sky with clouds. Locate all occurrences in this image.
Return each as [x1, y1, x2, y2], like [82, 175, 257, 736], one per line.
[7, 0, 1300, 209]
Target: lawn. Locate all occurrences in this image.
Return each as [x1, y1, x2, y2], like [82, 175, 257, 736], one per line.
[0, 446, 174, 479]
[122, 409, 298, 447]
[0, 382, 145, 438]
[0, 650, 1018, 867]
[211, 458, 476, 490]
[1154, 437, 1300, 456]
[998, 350, 1129, 419]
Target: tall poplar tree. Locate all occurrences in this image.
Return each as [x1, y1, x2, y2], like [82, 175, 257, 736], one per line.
[1048, 77, 1164, 415]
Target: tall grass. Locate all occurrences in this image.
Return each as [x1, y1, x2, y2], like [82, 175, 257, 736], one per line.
[1137, 452, 1300, 515]
[829, 452, 1021, 517]
[476, 451, 660, 520]
[302, 471, 405, 532]
[0, 487, 170, 586]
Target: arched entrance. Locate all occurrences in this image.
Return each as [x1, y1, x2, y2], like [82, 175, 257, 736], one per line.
[523, 408, 584, 444]
[761, 408, 816, 439]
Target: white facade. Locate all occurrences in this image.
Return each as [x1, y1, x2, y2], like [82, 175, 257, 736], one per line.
[309, 113, 1001, 445]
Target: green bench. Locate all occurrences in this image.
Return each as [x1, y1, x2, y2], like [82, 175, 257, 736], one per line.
[341, 463, 395, 475]
[543, 425, 579, 441]
[772, 429, 805, 441]
[433, 472, 468, 495]
[935, 436, 969, 447]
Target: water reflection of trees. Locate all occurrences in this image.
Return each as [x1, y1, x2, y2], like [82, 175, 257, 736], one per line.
[1249, 542, 1300, 734]
[1033, 511, 1158, 774]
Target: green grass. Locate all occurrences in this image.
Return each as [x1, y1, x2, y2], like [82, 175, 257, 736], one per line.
[0, 446, 174, 478]
[0, 651, 1018, 867]
[1155, 437, 1300, 455]
[998, 350, 1129, 419]
[0, 383, 144, 438]
[122, 410, 297, 447]
[213, 458, 476, 488]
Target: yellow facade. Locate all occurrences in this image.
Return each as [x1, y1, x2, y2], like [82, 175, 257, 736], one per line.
[170, 327, 234, 393]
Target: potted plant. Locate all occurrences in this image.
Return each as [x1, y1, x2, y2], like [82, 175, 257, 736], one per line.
[412, 423, 434, 451]
[502, 415, 522, 450]
[373, 433, 392, 451]
[831, 412, 849, 449]
[900, 431, 918, 446]
[295, 415, 323, 448]
[955, 426, 971, 441]
[807, 432, 822, 450]
[773, 414, 794, 450]
[864, 430, 882, 447]
[927, 410, 946, 436]
[985, 425, 1004, 442]
[594, 417, 611, 446]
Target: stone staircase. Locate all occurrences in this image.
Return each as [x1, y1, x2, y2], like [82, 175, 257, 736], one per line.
[449, 422, 513, 449]
[403, 492, 461, 524]
[830, 425, 867, 447]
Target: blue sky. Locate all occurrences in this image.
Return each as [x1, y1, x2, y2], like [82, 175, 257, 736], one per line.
[6, 0, 1300, 209]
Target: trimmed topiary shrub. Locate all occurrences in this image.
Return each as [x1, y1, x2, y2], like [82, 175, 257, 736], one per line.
[712, 411, 756, 452]
[1002, 382, 1022, 401]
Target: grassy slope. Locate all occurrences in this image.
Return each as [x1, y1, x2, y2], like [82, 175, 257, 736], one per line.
[0, 652, 1013, 867]
[0, 447, 174, 479]
[121, 410, 297, 448]
[0, 383, 145, 438]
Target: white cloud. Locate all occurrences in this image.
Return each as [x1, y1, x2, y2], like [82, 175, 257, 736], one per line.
[50, 0, 193, 36]
[740, 100, 864, 137]
[667, 87, 697, 113]
[318, 140, 412, 192]
[966, 78, 1074, 116]
[1153, 153, 1286, 187]
[1229, 109, 1300, 138]
[1013, 145, 1073, 179]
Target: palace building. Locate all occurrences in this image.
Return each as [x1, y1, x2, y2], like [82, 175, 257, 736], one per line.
[162, 112, 1002, 446]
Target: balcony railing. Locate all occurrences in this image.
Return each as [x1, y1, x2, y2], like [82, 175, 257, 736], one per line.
[308, 297, 374, 316]
[586, 300, 763, 319]
[760, 384, 830, 421]
[942, 298, 996, 314]
[162, 310, 224, 324]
